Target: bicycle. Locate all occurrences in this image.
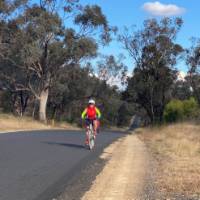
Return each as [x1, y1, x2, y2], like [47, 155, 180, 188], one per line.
[85, 119, 95, 150]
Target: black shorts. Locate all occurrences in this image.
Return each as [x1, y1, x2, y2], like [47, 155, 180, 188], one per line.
[85, 118, 95, 126]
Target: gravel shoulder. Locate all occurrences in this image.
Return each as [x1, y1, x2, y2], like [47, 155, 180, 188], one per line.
[80, 134, 154, 200]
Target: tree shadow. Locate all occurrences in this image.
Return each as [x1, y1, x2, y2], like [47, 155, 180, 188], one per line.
[43, 142, 85, 149]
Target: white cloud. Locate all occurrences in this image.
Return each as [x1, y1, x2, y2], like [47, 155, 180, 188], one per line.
[142, 1, 186, 16]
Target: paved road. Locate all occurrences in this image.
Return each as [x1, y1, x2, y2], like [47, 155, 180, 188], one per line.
[0, 130, 125, 200]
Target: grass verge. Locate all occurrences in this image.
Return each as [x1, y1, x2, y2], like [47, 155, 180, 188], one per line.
[0, 113, 79, 133]
[136, 123, 200, 199]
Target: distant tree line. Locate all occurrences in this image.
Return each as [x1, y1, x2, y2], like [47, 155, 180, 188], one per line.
[119, 18, 200, 124]
[1, 1, 200, 126]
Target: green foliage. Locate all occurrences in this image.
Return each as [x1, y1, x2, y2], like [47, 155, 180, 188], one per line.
[97, 55, 127, 85]
[117, 102, 135, 127]
[120, 18, 184, 124]
[0, 0, 115, 122]
[187, 41, 200, 104]
[74, 5, 113, 44]
[172, 80, 193, 100]
[75, 5, 107, 27]
[183, 97, 198, 118]
[164, 100, 184, 122]
[164, 98, 199, 123]
[46, 65, 128, 126]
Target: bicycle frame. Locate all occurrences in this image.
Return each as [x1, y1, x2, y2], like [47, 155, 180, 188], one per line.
[86, 121, 95, 150]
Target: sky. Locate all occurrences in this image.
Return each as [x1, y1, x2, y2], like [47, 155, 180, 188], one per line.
[32, 0, 200, 74]
[77, 0, 200, 74]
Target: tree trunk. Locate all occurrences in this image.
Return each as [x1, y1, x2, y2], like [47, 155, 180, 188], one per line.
[150, 87, 155, 124]
[20, 91, 29, 116]
[32, 98, 37, 119]
[51, 105, 57, 120]
[39, 89, 49, 123]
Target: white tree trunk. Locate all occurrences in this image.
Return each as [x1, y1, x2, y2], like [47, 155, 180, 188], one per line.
[39, 89, 49, 123]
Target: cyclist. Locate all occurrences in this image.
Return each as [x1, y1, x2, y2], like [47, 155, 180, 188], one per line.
[81, 99, 101, 145]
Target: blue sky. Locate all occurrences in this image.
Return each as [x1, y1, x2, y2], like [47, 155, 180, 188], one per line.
[32, 0, 200, 73]
[78, 0, 200, 73]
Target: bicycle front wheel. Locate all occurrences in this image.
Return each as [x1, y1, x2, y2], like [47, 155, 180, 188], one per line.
[89, 125, 95, 150]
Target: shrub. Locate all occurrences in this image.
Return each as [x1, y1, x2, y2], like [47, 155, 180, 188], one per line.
[164, 100, 184, 122]
[183, 97, 198, 118]
[164, 97, 199, 123]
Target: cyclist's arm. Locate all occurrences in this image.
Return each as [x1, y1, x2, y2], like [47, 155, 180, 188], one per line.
[95, 107, 101, 119]
[81, 108, 87, 119]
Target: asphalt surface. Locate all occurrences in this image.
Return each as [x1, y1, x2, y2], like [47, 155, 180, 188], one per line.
[0, 130, 125, 200]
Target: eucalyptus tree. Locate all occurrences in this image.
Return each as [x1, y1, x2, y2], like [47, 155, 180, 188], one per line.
[187, 40, 200, 104]
[0, 0, 114, 122]
[119, 18, 184, 123]
[97, 54, 127, 88]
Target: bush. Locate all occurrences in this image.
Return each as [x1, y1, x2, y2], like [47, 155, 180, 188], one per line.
[183, 97, 198, 118]
[164, 100, 184, 123]
[164, 97, 199, 123]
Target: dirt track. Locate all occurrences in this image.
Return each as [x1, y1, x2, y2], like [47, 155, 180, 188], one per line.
[81, 134, 151, 200]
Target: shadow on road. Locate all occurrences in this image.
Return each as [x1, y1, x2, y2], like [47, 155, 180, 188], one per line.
[43, 142, 85, 149]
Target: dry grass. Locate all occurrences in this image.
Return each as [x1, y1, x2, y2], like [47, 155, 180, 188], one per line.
[137, 123, 200, 199]
[0, 113, 79, 133]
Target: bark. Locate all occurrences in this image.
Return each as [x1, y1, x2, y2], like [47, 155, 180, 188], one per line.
[51, 105, 57, 120]
[149, 86, 155, 124]
[32, 99, 37, 119]
[39, 88, 49, 123]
